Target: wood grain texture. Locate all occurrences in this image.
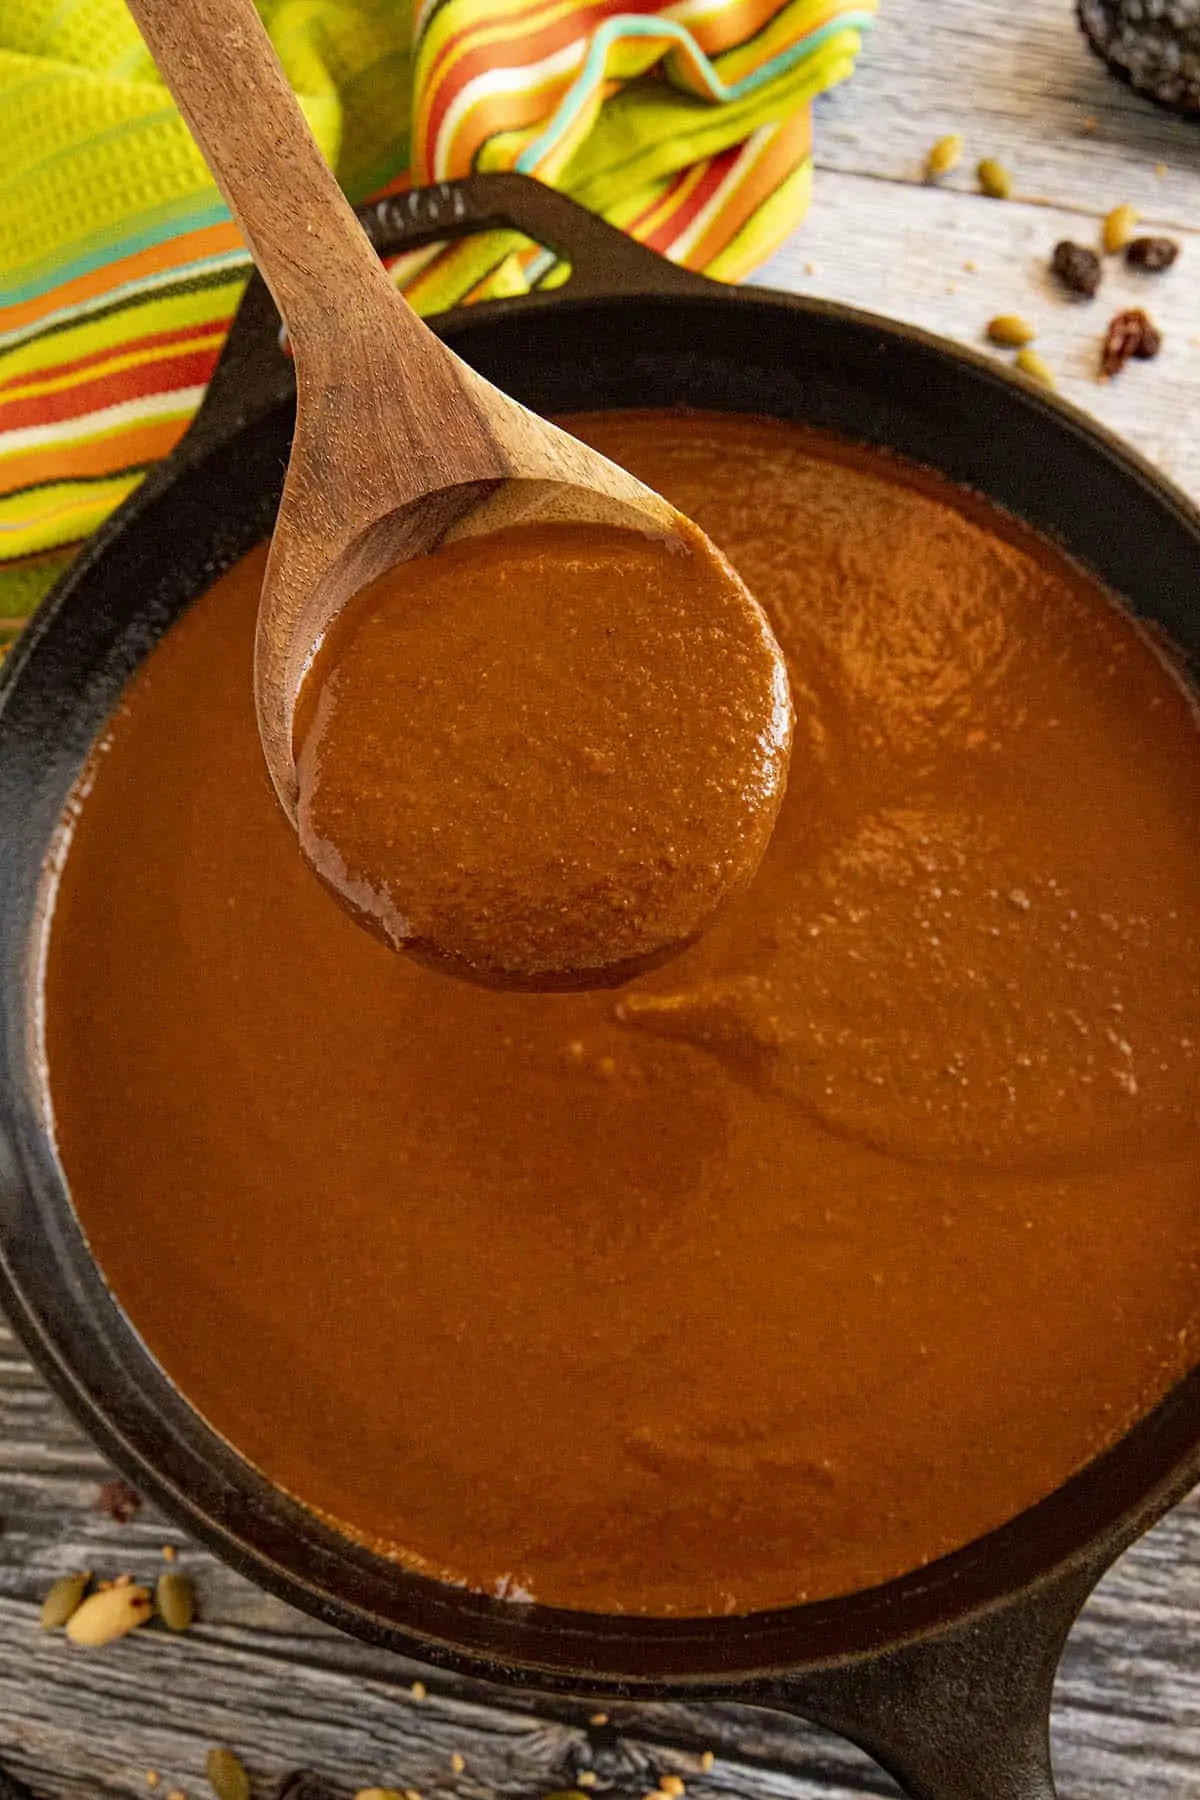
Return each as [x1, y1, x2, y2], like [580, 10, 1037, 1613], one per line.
[756, 0, 1200, 505]
[804, 0, 1200, 221]
[5, 1301, 1200, 1800]
[754, 167, 1200, 498]
[5, 0, 1200, 1794]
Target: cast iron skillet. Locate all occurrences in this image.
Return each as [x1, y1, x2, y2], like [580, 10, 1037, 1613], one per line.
[1, 173, 1199, 1800]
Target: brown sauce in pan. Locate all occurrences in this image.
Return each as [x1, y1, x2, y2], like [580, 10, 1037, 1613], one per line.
[295, 520, 792, 989]
[41, 412, 1200, 1616]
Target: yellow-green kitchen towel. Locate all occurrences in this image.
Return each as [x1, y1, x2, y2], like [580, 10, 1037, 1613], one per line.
[0, 0, 874, 626]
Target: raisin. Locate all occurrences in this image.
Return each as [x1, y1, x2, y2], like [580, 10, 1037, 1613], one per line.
[95, 1477, 142, 1522]
[1126, 235, 1180, 271]
[1101, 308, 1162, 378]
[1051, 241, 1102, 297]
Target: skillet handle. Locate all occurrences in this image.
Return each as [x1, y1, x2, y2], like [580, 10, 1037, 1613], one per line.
[759, 1566, 1098, 1800]
[353, 172, 713, 301]
[180, 173, 706, 466]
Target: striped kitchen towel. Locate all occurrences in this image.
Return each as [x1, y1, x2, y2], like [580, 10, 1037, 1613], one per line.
[0, 0, 874, 626]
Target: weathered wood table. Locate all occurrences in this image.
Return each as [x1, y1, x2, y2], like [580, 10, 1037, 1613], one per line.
[3, 1, 1199, 1794]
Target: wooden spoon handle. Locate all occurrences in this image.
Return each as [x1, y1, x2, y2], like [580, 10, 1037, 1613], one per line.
[124, 0, 394, 347]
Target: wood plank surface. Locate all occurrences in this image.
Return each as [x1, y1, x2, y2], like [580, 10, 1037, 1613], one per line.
[755, 0, 1200, 500]
[6, 1306, 1200, 1800]
[4, 1, 1200, 1796]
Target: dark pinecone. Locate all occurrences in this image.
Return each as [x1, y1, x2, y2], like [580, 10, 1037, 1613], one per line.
[1078, 0, 1200, 116]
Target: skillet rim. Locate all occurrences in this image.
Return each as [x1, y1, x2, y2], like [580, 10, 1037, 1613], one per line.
[1, 228, 1200, 1690]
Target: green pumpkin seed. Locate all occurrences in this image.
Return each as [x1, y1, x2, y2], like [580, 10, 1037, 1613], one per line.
[155, 1572, 195, 1633]
[925, 134, 963, 180]
[39, 1572, 90, 1631]
[1015, 347, 1056, 388]
[207, 1748, 251, 1800]
[977, 158, 1013, 199]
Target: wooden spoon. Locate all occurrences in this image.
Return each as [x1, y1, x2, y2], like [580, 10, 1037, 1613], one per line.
[126, 0, 793, 988]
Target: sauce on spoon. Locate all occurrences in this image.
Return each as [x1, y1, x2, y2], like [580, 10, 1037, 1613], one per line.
[295, 519, 794, 989]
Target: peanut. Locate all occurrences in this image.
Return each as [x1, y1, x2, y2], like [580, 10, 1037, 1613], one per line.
[65, 1582, 152, 1647]
[1103, 203, 1139, 253]
[987, 315, 1036, 347]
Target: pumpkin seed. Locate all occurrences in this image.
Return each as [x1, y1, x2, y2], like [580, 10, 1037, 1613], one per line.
[65, 1582, 152, 1647]
[977, 158, 1013, 199]
[39, 1572, 90, 1631]
[925, 134, 963, 180]
[206, 1748, 251, 1800]
[986, 315, 1036, 347]
[1103, 203, 1139, 253]
[1014, 348, 1056, 388]
[156, 1572, 196, 1633]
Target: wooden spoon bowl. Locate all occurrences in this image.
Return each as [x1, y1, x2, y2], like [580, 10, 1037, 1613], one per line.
[125, 0, 793, 988]
[125, 0, 692, 817]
